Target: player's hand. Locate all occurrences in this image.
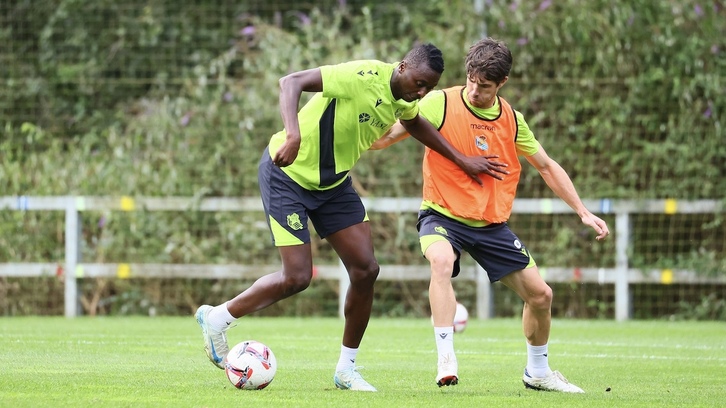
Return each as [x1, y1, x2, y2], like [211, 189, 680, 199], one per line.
[582, 213, 610, 240]
[460, 155, 509, 185]
[273, 136, 301, 167]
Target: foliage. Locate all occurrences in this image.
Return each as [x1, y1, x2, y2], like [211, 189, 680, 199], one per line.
[0, 0, 724, 315]
[671, 293, 726, 320]
[2, 0, 722, 198]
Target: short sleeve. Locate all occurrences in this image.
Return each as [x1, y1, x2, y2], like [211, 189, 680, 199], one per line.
[320, 61, 373, 99]
[514, 110, 540, 156]
[417, 90, 446, 128]
[398, 103, 419, 121]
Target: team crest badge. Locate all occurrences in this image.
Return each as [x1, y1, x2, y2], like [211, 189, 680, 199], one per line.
[475, 135, 488, 151]
[287, 213, 304, 230]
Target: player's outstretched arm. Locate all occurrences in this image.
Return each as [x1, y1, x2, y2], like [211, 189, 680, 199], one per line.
[400, 114, 509, 185]
[369, 121, 410, 150]
[526, 147, 610, 240]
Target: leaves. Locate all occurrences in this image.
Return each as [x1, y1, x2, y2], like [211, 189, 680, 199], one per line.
[0, 0, 724, 272]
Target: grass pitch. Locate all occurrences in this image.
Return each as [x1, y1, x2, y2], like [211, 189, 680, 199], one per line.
[1, 317, 724, 407]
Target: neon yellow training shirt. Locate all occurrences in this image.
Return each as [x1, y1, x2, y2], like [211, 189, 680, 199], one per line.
[268, 60, 420, 190]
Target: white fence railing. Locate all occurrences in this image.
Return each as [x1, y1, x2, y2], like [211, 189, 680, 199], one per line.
[1, 196, 724, 320]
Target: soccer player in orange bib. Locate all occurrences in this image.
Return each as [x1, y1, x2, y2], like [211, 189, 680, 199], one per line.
[371, 37, 610, 392]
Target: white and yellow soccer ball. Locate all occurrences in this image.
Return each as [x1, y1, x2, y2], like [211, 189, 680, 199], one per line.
[224, 340, 277, 390]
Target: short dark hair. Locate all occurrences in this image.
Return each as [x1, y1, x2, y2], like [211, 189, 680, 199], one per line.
[403, 43, 445, 74]
[465, 37, 512, 84]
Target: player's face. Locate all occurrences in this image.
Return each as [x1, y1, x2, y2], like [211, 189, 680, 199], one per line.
[466, 74, 507, 109]
[393, 62, 441, 102]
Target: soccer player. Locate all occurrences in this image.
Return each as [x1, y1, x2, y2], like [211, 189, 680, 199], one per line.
[370, 37, 610, 392]
[195, 43, 503, 392]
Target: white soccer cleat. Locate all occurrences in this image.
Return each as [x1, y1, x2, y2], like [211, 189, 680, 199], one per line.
[436, 353, 459, 387]
[195, 305, 229, 369]
[334, 367, 378, 392]
[522, 368, 584, 393]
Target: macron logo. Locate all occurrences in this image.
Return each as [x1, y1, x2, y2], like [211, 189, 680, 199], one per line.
[375, 98, 383, 107]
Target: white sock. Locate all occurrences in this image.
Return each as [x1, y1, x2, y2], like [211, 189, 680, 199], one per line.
[207, 302, 236, 330]
[336, 345, 358, 372]
[526, 343, 552, 378]
[434, 326, 455, 360]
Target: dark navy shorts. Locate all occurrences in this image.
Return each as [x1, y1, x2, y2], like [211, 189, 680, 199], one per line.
[258, 148, 367, 246]
[416, 209, 534, 282]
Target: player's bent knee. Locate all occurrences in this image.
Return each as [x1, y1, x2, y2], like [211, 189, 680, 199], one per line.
[528, 285, 553, 310]
[428, 255, 456, 268]
[282, 273, 312, 294]
[348, 262, 380, 286]
[428, 254, 456, 278]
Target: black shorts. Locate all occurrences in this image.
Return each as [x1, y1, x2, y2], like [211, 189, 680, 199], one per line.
[416, 209, 534, 281]
[258, 148, 367, 246]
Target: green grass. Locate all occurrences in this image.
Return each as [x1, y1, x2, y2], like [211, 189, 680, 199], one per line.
[1, 317, 724, 407]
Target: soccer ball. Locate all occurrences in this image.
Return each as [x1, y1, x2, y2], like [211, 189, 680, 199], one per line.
[224, 340, 277, 390]
[453, 303, 469, 333]
[430, 302, 469, 333]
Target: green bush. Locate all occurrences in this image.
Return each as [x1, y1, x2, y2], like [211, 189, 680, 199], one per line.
[0, 0, 724, 316]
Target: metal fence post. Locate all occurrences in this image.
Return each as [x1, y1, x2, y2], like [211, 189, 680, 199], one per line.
[64, 198, 81, 318]
[615, 212, 631, 321]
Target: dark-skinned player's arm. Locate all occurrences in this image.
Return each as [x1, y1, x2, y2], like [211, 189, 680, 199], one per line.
[273, 68, 323, 167]
[394, 115, 509, 184]
[369, 121, 411, 150]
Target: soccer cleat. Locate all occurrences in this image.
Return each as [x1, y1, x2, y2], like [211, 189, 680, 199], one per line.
[334, 367, 378, 392]
[522, 368, 584, 393]
[195, 305, 229, 369]
[436, 353, 459, 387]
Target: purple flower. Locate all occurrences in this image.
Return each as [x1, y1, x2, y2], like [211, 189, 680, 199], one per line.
[704, 101, 714, 119]
[180, 113, 191, 126]
[498, 20, 506, 29]
[509, 2, 518, 11]
[712, 45, 720, 54]
[240, 26, 255, 36]
[296, 12, 311, 26]
[223, 92, 233, 102]
[517, 37, 529, 46]
[694, 4, 703, 17]
[539, 0, 552, 11]
[98, 216, 106, 228]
